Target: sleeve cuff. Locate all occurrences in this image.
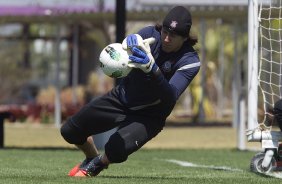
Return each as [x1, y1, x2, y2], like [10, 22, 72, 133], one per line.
[148, 63, 162, 79]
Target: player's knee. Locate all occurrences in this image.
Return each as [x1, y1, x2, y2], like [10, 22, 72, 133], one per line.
[105, 133, 128, 163]
[60, 119, 86, 145]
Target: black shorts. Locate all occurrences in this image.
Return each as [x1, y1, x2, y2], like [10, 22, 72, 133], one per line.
[66, 87, 165, 155]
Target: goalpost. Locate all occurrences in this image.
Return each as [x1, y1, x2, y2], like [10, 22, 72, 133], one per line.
[247, 0, 282, 145]
[248, 0, 259, 132]
[246, 1, 282, 172]
[241, 0, 260, 150]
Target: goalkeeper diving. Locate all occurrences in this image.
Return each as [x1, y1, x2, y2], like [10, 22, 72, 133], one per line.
[60, 6, 201, 177]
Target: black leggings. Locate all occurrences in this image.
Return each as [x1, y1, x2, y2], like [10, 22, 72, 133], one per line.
[60, 90, 164, 163]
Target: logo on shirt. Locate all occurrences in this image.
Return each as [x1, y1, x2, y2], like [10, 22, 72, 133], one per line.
[161, 61, 172, 73]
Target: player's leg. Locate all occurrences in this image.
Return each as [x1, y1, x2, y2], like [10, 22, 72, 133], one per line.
[67, 136, 99, 176]
[76, 136, 99, 159]
[72, 136, 110, 177]
[60, 91, 126, 176]
[75, 116, 164, 177]
[105, 116, 164, 163]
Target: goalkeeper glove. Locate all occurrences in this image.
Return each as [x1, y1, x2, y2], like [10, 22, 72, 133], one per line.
[128, 47, 157, 73]
[125, 34, 139, 48]
[122, 34, 156, 54]
[123, 34, 157, 73]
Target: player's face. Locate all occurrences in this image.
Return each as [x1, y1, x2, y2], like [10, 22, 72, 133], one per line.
[161, 28, 187, 53]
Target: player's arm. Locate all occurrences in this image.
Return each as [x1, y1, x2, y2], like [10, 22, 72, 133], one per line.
[129, 46, 200, 104]
[123, 34, 200, 102]
[168, 61, 200, 100]
[150, 58, 200, 102]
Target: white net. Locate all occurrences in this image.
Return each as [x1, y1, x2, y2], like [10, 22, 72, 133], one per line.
[259, 0, 282, 127]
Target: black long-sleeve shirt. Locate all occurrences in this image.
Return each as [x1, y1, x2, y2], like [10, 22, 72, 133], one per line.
[118, 26, 200, 119]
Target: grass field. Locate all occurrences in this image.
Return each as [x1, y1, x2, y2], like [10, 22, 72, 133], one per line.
[1, 122, 280, 183]
[1, 148, 282, 184]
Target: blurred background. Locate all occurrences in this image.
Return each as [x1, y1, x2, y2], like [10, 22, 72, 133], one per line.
[0, 0, 251, 123]
[0, 0, 257, 149]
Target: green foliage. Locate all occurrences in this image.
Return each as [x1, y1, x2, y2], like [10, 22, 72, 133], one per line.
[0, 149, 281, 184]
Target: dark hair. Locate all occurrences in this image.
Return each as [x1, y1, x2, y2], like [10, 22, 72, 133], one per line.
[155, 24, 198, 46]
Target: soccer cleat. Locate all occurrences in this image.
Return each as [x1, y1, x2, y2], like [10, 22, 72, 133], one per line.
[73, 155, 108, 177]
[68, 158, 92, 177]
[68, 163, 81, 176]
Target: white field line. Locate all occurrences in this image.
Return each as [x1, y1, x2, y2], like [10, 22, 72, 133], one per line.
[166, 159, 282, 179]
[166, 159, 243, 172]
[263, 172, 282, 179]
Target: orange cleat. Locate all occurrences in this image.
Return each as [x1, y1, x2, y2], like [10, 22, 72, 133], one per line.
[68, 163, 81, 176]
[68, 158, 93, 177]
[71, 155, 108, 177]
[73, 170, 88, 177]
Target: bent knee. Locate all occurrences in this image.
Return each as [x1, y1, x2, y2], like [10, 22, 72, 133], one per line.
[60, 119, 87, 145]
[105, 133, 128, 163]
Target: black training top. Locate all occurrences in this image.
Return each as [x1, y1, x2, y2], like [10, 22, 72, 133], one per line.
[117, 26, 200, 119]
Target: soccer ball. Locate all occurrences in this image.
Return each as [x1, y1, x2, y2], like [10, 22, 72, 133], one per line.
[99, 43, 132, 78]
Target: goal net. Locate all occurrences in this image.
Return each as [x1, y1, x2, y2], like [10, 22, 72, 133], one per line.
[258, 0, 282, 128]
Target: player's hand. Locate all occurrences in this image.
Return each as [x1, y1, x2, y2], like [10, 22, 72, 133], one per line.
[125, 34, 138, 48]
[122, 34, 155, 54]
[128, 47, 156, 73]
[142, 37, 155, 54]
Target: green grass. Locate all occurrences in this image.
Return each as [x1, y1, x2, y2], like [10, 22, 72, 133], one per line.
[0, 148, 281, 184]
